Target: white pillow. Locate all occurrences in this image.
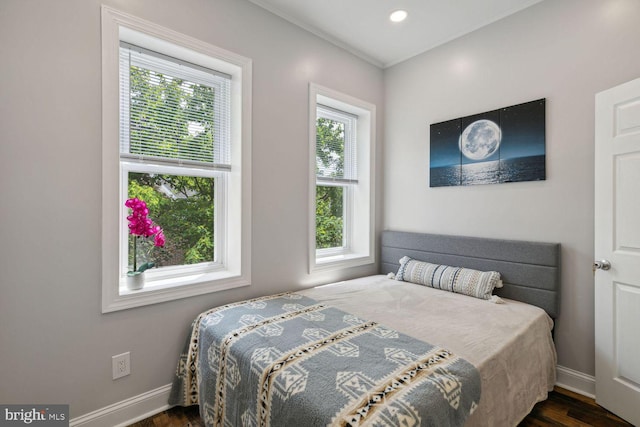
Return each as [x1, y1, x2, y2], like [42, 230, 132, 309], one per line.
[395, 256, 502, 301]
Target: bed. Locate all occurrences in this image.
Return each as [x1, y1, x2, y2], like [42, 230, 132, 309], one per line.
[169, 231, 560, 426]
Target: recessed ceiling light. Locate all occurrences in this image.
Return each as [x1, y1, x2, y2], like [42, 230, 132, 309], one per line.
[390, 9, 408, 23]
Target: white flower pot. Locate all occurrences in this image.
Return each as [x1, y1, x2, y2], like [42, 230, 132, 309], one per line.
[126, 272, 145, 291]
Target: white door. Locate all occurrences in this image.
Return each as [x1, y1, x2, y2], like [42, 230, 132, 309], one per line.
[594, 77, 640, 426]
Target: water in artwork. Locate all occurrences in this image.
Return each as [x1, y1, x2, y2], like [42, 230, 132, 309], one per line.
[430, 155, 545, 187]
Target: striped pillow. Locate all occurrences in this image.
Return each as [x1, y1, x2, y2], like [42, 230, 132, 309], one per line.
[395, 256, 501, 300]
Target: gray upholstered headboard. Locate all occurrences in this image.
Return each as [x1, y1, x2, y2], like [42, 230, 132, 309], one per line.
[380, 231, 561, 318]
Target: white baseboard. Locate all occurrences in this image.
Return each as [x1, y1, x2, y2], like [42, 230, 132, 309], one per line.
[556, 365, 596, 399]
[68, 365, 595, 426]
[69, 384, 173, 427]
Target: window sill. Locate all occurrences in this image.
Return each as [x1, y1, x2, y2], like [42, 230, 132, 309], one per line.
[312, 252, 374, 273]
[103, 270, 250, 313]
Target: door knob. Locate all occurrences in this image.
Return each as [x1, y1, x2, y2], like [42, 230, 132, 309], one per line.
[593, 260, 611, 271]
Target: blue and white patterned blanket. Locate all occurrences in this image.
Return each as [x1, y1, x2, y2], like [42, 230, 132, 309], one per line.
[169, 293, 481, 426]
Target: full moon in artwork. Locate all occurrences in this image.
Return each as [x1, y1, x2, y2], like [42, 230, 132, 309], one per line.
[459, 119, 502, 160]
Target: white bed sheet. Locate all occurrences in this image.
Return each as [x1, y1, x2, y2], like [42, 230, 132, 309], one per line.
[299, 275, 557, 427]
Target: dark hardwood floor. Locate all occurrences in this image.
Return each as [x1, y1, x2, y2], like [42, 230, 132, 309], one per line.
[129, 387, 633, 427]
[519, 387, 632, 427]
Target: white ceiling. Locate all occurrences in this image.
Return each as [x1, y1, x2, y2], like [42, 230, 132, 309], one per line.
[248, 0, 544, 68]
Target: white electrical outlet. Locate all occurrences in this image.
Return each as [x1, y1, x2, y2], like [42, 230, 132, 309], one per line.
[112, 352, 130, 380]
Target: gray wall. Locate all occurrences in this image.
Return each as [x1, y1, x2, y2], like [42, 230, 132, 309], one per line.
[3, 0, 639, 417]
[0, 0, 383, 417]
[383, 0, 640, 376]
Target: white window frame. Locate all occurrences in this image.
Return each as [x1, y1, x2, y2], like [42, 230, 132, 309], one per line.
[315, 106, 356, 256]
[101, 6, 252, 313]
[118, 162, 226, 280]
[314, 182, 349, 257]
[308, 83, 376, 272]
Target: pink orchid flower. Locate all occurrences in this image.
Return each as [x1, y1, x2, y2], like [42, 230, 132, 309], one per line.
[154, 229, 165, 247]
[125, 198, 166, 272]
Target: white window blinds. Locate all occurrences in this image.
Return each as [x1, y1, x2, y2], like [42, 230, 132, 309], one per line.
[316, 105, 357, 184]
[119, 42, 231, 169]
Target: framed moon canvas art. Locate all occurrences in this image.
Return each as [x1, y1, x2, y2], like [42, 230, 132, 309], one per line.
[429, 99, 545, 187]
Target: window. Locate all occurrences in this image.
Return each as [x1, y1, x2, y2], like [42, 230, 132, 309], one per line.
[102, 6, 252, 312]
[119, 43, 229, 275]
[315, 106, 356, 253]
[309, 84, 376, 271]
